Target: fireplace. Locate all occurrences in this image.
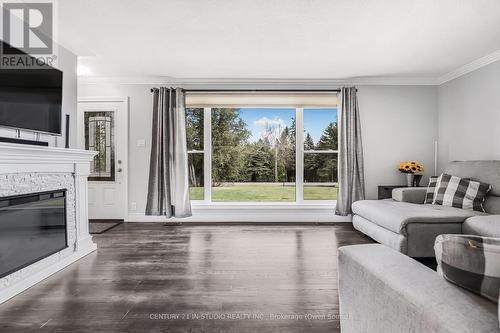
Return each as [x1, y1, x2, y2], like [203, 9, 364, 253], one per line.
[0, 190, 67, 278]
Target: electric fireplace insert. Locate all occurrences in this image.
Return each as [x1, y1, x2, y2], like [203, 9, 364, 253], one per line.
[0, 190, 67, 278]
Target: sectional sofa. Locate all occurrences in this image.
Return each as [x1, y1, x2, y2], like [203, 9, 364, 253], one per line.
[338, 160, 500, 332]
[351, 160, 500, 257]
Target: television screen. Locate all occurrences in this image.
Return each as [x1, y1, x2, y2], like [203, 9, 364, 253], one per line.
[0, 67, 62, 135]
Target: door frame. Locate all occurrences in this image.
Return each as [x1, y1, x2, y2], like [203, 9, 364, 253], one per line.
[77, 97, 129, 221]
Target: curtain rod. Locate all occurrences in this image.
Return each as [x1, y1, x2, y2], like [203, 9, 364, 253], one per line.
[150, 88, 343, 93]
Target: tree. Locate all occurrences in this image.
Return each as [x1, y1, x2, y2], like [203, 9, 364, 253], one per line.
[315, 122, 339, 182]
[277, 126, 295, 182]
[303, 123, 339, 183]
[260, 120, 286, 182]
[289, 117, 296, 147]
[246, 141, 274, 182]
[185, 108, 203, 151]
[186, 108, 204, 187]
[316, 122, 338, 150]
[303, 132, 316, 182]
[211, 108, 251, 185]
[304, 133, 315, 150]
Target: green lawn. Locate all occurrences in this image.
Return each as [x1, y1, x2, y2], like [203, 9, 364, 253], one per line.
[189, 184, 338, 201]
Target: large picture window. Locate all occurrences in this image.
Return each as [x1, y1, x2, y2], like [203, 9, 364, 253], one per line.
[211, 108, 296, 202]
[185, 94, 338, 204]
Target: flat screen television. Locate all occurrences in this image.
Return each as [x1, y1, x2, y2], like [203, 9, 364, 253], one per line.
[0, 45, 63, 135]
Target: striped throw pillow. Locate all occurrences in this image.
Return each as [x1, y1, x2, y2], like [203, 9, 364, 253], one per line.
[424, 176, 439, 204]
[435, 234, 500, 303]
[432, 173, 491, 212]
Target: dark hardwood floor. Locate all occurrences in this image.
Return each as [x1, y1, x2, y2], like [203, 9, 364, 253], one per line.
[0, 223, 372, 333]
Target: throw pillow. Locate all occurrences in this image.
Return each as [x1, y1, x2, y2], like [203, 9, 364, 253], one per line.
[424, 176, 439, 204]
[432, 173, 491, 212]
[435, 234, 500, 303]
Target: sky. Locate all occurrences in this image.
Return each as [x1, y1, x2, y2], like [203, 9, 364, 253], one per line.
[239, 108, 337, 144]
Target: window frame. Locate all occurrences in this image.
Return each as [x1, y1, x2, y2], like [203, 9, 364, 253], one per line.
[301, 107, 339, 202]
[187, 105, 338, 206]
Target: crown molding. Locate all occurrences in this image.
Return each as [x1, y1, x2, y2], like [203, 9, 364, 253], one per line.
[437, 49, 500, 85]
[78, 76, 438, 87]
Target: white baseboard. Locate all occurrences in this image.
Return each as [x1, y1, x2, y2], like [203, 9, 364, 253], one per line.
[0, 242, 97, 305]
[127, 206, 351, 223]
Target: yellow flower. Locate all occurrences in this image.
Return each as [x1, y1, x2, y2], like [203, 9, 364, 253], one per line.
[398, 161, 424, 174]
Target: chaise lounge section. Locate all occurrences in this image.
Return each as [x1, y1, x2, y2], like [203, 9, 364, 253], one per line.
[338, 244, 500, 333]
[352, 160, 500, 257]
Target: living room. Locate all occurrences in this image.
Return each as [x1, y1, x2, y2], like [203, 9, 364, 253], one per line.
[0, 1, 499, 332]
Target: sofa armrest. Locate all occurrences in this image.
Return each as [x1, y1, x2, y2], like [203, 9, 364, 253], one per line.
[392, 187, 426, 204]
[338, 244, 498, 333]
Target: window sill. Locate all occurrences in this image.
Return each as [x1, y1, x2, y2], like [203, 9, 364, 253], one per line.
[190, 201, 337, 209]
[126, 201, 349, 223]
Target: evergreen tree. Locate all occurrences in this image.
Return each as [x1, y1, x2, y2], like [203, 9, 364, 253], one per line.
[316, 122, 338, 150]
[303, 132, 317, 182]
[304, 133, 315, 150]
[315, 122, 339, 182]
[246, 142, 274, 182]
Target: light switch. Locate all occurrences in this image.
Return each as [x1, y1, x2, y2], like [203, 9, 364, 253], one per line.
[136, 139, 146, 147]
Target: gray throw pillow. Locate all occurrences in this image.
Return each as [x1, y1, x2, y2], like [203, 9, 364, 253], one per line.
[432, 173, 491, 212]
[435, 234, 500, 303]
[424, 176, 439, 204]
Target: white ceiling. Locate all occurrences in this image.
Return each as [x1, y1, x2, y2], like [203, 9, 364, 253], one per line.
[58, 0, 500, 80]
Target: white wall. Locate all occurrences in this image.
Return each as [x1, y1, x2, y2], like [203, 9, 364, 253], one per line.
[58, 46, 79, 148]
[438, 60, 500, 170]
[78, 83, 439, 214]
[0, 46, 78, 148]
[358, 86, 438, 199]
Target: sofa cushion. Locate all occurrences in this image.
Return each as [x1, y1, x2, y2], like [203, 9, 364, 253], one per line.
[435, 234, 500, 303]
[392, 187, 427, 204]
[463, 216, 500, 238]
[352, 200, 484, 236]
[433, 173, 491, 212]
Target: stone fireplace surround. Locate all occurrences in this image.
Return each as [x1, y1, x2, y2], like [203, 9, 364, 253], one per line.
[0, 143, 97, 304]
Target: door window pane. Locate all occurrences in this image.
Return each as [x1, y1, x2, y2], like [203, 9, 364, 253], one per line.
[304, 108, 338, 150]
[304, 153, 338, 200]
[84, 111, 115, 181]
[188, 153, 204, 200]
[211, 108, 296, 202]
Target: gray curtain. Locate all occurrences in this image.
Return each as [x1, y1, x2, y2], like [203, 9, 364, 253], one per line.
[335, 87, 365, 216]
[146, 87, 192, 218]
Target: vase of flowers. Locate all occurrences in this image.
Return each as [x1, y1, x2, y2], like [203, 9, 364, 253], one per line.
[399, 161, 424, 187]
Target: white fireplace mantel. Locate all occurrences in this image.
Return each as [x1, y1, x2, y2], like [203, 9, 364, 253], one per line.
[0, 142, 97, 304]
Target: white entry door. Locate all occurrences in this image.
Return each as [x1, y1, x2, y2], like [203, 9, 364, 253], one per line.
[77, 98, 128, 220]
